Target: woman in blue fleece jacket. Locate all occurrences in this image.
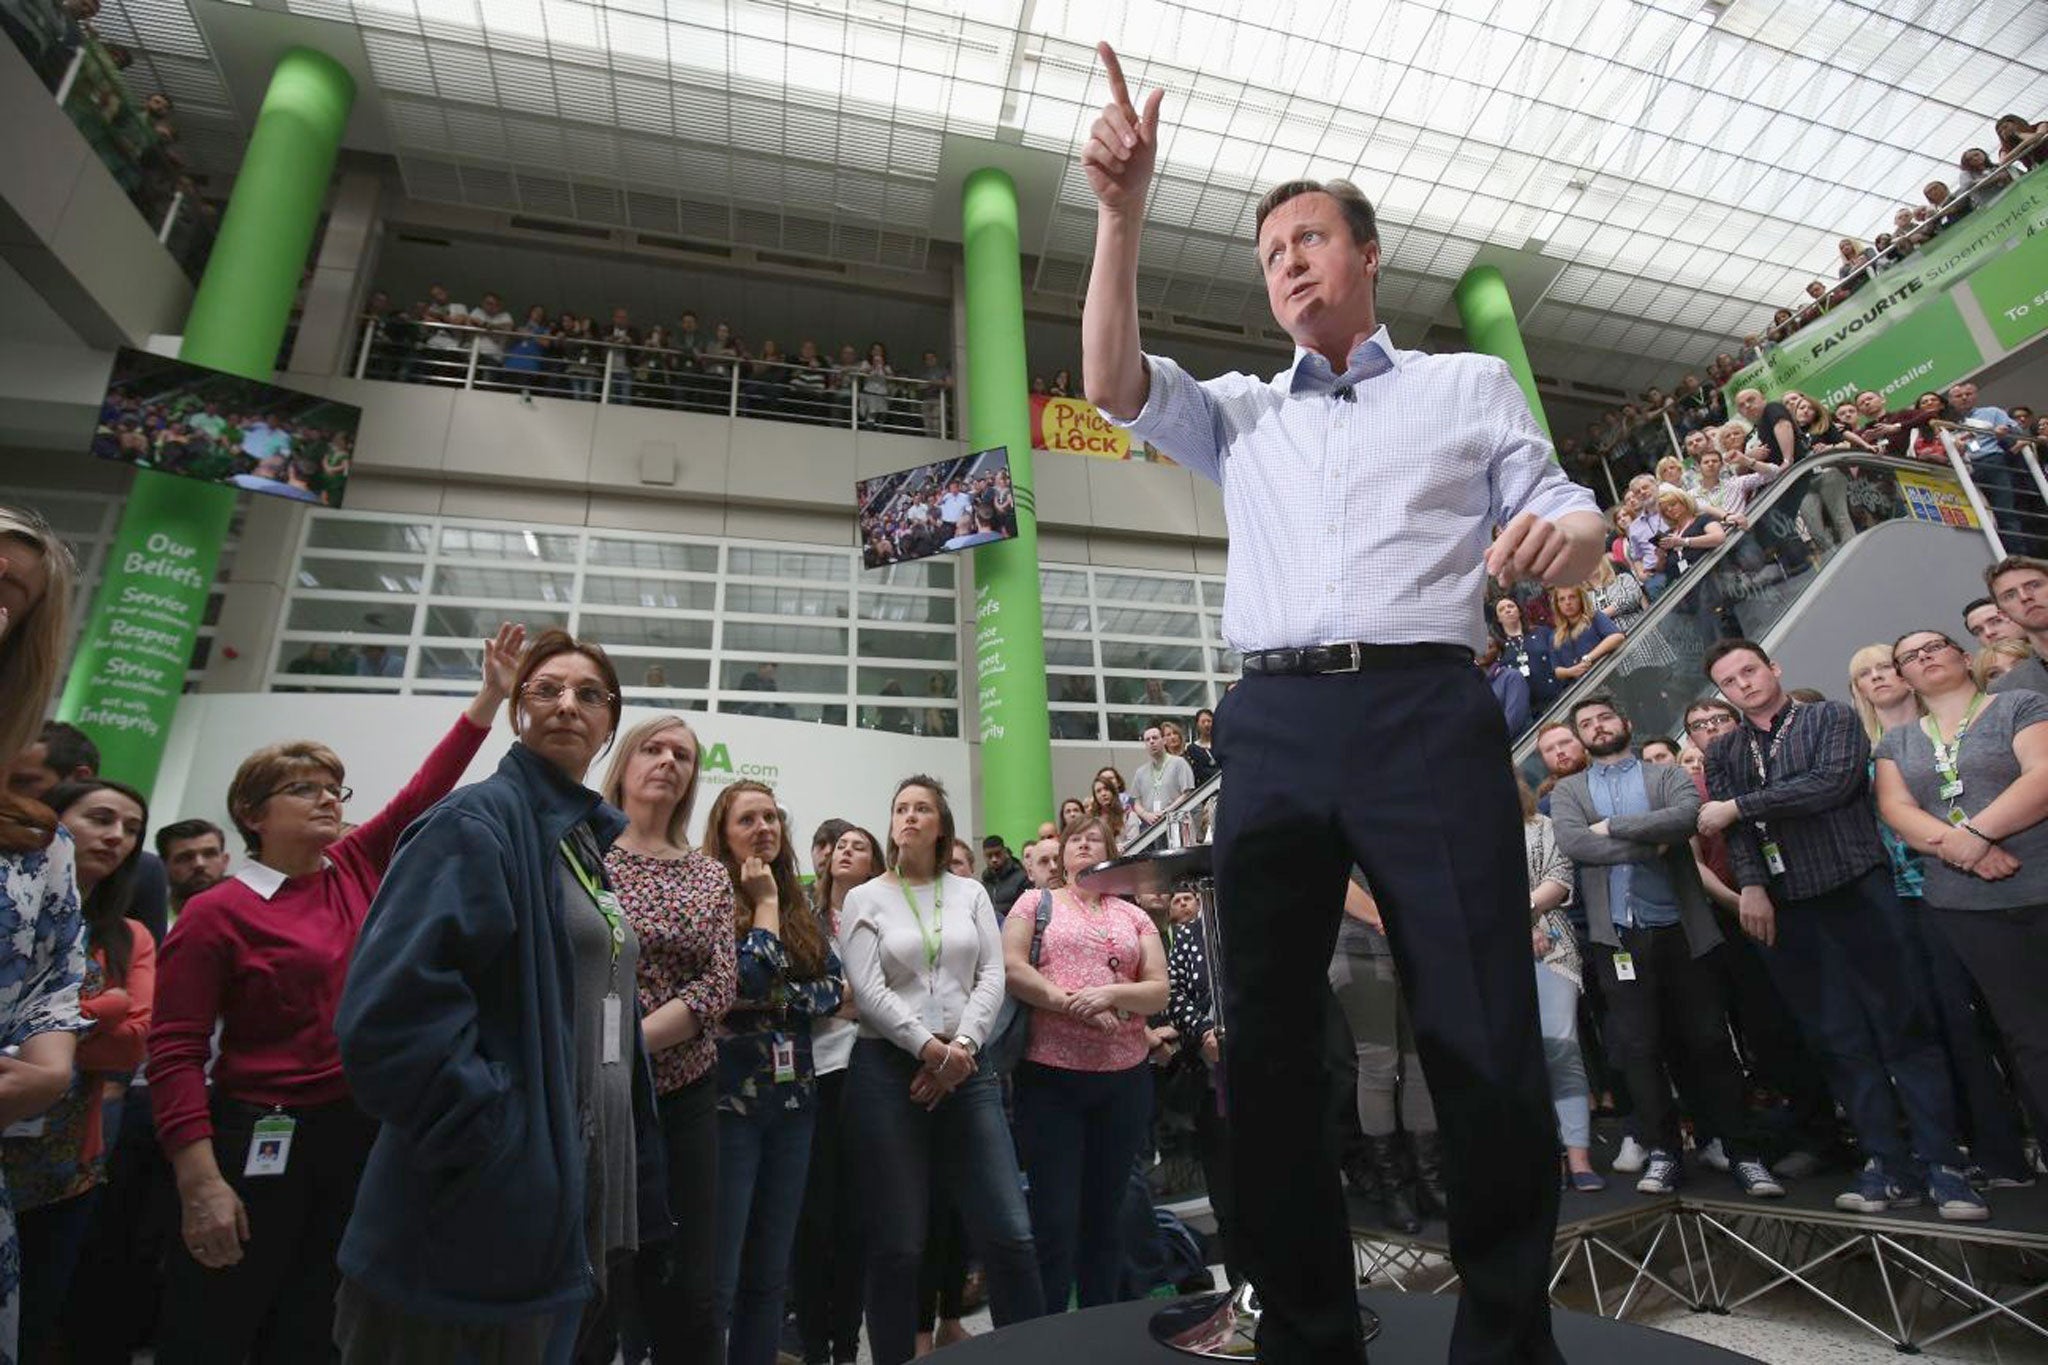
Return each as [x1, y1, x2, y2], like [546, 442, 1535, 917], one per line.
[333, 631, 669, 1364]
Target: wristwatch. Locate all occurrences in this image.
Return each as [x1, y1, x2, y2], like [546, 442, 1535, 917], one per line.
[957, 1036, 979, 1057]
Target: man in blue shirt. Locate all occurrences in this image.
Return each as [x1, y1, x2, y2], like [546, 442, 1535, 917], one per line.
[1549, 696, 1782, 1204]
[1948, 380, 2034, 554]
[1080, 43, 1605, 1365]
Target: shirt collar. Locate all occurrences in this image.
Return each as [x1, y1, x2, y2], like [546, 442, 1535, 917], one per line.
[234, 858, 331, 901]
[1285, 326, 1401, 395]
[1592, 754, 1640, 778]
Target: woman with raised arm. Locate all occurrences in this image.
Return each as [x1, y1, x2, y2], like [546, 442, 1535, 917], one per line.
[1002, 815, 1168, 1313]
[703, 781, 844, 1365]
[841, 777, 1043, 1362]
[334, 630, 671, 1361]
[600, 715, 737, 1363]
[7, 778, 156, 1363]
[150, 623, 524, 1365]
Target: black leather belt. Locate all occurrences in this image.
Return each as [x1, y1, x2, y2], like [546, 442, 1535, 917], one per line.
[1240, 642, 1474, 676]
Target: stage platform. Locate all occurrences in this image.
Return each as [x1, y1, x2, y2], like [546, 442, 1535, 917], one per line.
[940, 1289, 1762, 1363]
[1346, 1163, 2048, 1353]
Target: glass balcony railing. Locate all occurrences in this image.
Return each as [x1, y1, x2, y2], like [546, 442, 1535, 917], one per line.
[348, 316, 956, 438]
[1510, 450, 2003, 785]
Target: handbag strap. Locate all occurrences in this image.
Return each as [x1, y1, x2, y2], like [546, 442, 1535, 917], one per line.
[1028, 888, 1053, 967]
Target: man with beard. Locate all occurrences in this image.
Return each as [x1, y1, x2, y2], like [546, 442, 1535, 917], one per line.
[1549, 697, 1784, 1202]
[156, 818, 231, 923]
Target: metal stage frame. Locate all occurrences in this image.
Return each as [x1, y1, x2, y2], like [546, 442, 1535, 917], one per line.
[1349, 1184, 2048, 1354]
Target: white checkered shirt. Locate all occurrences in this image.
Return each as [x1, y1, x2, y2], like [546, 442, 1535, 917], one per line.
[1109, 327, 1598, 656]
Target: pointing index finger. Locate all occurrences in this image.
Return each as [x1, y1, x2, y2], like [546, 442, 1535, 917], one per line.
[1098, 41, 1135, 113]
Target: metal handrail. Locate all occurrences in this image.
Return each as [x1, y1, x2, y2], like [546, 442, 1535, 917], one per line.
[1123, 770, 1223, 856]
[1508, 450, 2000, 768]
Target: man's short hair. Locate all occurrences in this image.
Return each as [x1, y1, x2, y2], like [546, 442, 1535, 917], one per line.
[1535, 721, 1576, 745]
[37, 721, 98, 777]
[1963, 596, 2000, 625]
[155, 818, 225, 858]
[1568, 694, 1623, 728]
[1984, 554, 2048, 593]
[981, 834, 1006, 850]
[1639, 735, 1679, 754]
[1683, 697, 1742, 726]
[1254, 179, 1378, 248]
[810, 817, 853, 851]
[1702, 637, 1772, 679]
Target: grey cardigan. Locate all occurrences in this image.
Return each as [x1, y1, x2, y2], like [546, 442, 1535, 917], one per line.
[1549, 759, 1723, 957]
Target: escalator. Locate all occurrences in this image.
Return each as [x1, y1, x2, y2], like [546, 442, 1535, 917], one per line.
[1510, 452, 2003, 782]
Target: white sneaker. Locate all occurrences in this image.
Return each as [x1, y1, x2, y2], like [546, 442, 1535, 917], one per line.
[1613, 1137, 1649, 1174]
[1699, 1138, 1731, 1172]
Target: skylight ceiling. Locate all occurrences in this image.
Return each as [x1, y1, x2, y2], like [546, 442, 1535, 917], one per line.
[95, 0, 2048, 382]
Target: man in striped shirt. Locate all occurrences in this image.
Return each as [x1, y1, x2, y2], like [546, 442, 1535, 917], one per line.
[1079, 43, 1604, 1365]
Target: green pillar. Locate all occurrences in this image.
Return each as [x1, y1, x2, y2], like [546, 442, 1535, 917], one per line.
[59, 47, 355, 794]
[1453, 264, 1552, 441]
[962, 168, 1054, 847]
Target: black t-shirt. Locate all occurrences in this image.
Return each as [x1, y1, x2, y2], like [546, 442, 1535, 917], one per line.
[1754, 402, 1798, 463]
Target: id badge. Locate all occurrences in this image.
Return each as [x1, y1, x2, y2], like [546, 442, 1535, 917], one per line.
[602, 993, 623, 1066]
[922, 991, 947, 1036]
[1612, 951, 1637, 983]
[243, 1113, 297, 1178]
[1947, 807, 1969, 826]
[1762, 841, 1787, 876]
[772, 1035, 797, 1085]
[1939, 780, 1964, 803]
[1517, 661, 1531, 677]
[2, 1117, 45, 1139]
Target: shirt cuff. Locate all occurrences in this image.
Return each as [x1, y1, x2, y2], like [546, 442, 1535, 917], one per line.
[1097, 355, 1163, 432]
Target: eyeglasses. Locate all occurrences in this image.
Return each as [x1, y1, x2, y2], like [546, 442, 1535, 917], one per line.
[1893, 640, 1959, 669]
[522, 680, 615, 710]
[1684, 714, 1735, 734]
[269, 781, 351, 804]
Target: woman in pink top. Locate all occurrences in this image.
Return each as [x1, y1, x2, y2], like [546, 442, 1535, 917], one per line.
[1000, 815, 1167, 1312]
[148, 624, 524, 1365]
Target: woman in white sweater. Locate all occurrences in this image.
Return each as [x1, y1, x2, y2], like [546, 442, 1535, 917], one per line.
[838, 776, 1044, 1364]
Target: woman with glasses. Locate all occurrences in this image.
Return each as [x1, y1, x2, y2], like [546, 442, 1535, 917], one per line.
[335, 630, 671, 1361]
[1001, 816, 1167, 1312]
[150, 623, 525, 1365]
[1874, 630, 2048, 1158]
[1852, 642, 2033, 1188]
[841, 777, 1042, 1363]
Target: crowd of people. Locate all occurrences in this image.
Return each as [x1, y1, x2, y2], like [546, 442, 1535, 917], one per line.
[1556, 115, 2046, 505]
[1497, 373, 2048, 743]
[857, 462, 1019, 569]
[354, 288, 956, 437]
[92, 380, 355, 508]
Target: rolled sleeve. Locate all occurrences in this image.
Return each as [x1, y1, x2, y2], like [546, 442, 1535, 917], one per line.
[1101, 354, 1225, 484]
[1485, 360, 1596, 530]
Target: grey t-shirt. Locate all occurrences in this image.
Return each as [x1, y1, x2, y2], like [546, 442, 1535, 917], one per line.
[1874, 690, 2048, 910]
[1129, 755, 1195, 817]
[1989, 655, 2048, 700]
[561, 829, 642, 1286]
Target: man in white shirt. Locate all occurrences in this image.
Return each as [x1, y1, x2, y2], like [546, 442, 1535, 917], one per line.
[466, 290, 515, 381]
[1080, 44, 1602, 1364]
[1127, 724, 1193, 827]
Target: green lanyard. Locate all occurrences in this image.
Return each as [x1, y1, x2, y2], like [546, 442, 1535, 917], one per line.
[896, 870, 944, 970]
[1920, 693, 1988, 820]
[561, 838, 624, 964]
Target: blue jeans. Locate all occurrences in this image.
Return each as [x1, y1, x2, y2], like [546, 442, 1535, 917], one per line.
[845, 1039, 1043, 1364]
[1533, 965, 1590, 1150]
[1013, 1060, 1153, 1312]
[1761, 868, 1963, 1175]
[714, 1101, 815, 1365]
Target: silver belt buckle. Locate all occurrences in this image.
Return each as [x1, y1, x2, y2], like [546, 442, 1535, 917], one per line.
[1328, 642, 1363, 673]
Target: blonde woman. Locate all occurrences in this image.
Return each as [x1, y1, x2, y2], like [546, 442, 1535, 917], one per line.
[1546, 585, 1624, 687]
[0, 508, 88, 1365]
[1974, 639, 2032, 690]
[1782, 390, 1859, 551]
[1518, 777, 1595, 1190]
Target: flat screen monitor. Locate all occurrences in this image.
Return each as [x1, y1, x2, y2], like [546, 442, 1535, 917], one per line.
[856, 446, 1018, 570]
[91, 347, 362, 508]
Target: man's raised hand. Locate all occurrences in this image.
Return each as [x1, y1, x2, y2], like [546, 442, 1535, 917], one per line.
[1081, 42, 1163, 215]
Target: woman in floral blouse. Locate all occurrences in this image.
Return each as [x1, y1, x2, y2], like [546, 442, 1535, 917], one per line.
[601, 716, 737, 1364]
[0, 506, 90, 1365]
[702, 781, 843, 1365]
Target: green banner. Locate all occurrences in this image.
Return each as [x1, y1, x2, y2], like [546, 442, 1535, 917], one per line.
[57, 475, 227, 776]
[1727, 166, 2048, 405]
[1969, 223, 2048, 351]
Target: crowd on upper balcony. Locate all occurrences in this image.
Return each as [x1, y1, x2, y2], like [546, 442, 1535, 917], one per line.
[1556, 114, 2047, 506]
[354, 286, 957, 436]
